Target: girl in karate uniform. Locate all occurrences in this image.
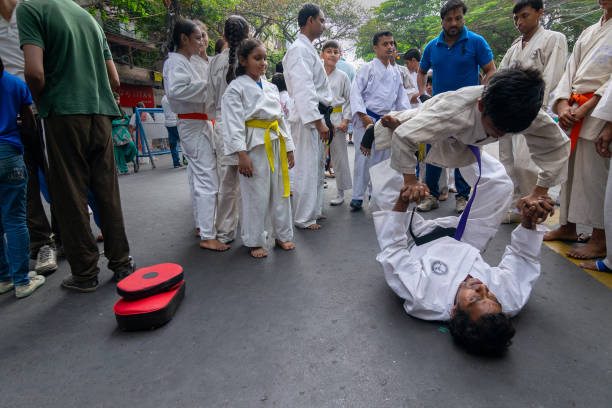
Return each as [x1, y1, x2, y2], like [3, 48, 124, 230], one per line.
[163, 19, 229, 252]
[221, 39, 296, 258]
[205, 15, 250, 244]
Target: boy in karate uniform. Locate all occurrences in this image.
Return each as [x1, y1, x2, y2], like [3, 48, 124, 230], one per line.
[283, 3, 333, 230]
[545, 1, 612, 259]
[320, 40, 352, 206]
[498, 0, 567, 223]
[350, 31, 409, 211]
[372, 68, 569, 224]
[372, 68, 565, 355]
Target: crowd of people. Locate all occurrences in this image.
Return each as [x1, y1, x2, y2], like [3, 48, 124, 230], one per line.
[0, 0, 611, 356]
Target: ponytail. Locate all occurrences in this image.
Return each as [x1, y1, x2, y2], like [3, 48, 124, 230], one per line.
[224, 15, 250, 84]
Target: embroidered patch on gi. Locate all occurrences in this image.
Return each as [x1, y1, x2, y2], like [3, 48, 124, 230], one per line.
[431, 260, 448, 275]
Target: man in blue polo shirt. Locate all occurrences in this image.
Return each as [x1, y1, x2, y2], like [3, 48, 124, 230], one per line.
[416, 0, 496, 214]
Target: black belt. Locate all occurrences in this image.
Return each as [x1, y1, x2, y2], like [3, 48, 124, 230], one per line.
[318, 103, 334, 143]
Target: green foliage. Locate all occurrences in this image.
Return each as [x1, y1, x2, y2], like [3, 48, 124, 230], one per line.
[356, 0, 603, 64]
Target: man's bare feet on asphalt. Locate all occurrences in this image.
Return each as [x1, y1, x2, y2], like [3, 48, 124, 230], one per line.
[567, 229, 607, 260]
[276, 240, 296, 251]
[543, 224, 580, 242]
[306, 224, 321, 230]
[199, 239, 230, 252]
[250, 247, 267, 258]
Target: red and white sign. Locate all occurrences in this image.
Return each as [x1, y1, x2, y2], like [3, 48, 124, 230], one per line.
[117, 83, 155, 108]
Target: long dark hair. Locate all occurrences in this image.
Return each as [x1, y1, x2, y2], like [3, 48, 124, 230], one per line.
[224, 15, 250, 84]
[172, 19, 198, 52]
[235, 39, 264, 80]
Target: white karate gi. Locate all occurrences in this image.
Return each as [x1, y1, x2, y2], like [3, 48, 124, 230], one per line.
[498, 26, 568, 207]
[397, 64, 420, 109]
[351, 58, 410, 201]
[163, 52, 218, 240]
[552, 16, 612, 228]
[327, 68, 353, 194]
[0, 6, 24, 80]
[282, 33, 333, 228]
[592, 78, 612, 268]
[221, 75, 295, 247]
[190, 54, 209, 79]
[373, 152, 544, 321]
[375, 86, 570, 191]
[205, 48, 240, 243]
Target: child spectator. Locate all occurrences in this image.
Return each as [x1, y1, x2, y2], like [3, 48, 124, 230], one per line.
[0, 56, 45, 298]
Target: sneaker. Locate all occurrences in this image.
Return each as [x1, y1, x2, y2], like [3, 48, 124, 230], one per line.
[417, 196, 439, 212]
[456, 196, 468, 214]
[61, 276, 98, 293]
[350, 199, 363, 211]
[35, 245, 58, 275]
[330, 196, 344, 206]
[183, 157, 188, 166]
[15, 275, 46, 298]
[0, 280, 14, 294]
[502, 211, 522, 224]
[113, 255, 135, 282]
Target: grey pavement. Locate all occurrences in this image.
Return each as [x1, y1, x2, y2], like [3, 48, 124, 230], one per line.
[1, 151, 611, 408]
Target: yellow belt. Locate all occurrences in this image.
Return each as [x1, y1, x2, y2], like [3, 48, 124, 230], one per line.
[245, 119, 290, 198]
[332, 106, 343, 113]
[418, 143, 425, 162]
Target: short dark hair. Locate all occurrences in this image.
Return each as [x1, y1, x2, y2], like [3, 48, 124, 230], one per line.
[322, 40, 341, 52]
[513, 0, 544, 14]
[440, 0, 467, 19]
[172, 19, 198, 52]
[403, 48, 421, 62]
[426, 73, 433, 85]
[298, 3, 321, 28]
[481, 67, 545, 133]
[275, 61, 284, 73]
[271, 73, 287, 92]
[372, 30, 393, 46]
[449, 308, 515, 356]
[214, 38, 226, 55]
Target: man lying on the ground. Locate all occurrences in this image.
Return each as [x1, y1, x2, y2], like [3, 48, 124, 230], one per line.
[373, 150, 551, 356]
[367, 67, 570, 218]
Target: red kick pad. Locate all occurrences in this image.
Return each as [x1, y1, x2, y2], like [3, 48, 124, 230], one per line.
[114, 281, 185, 331]
[117, 263, 183, 300]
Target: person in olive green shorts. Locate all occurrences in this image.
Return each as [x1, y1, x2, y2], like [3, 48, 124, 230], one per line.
[18, 0, 134, 292]
[111, 93, 138, 175]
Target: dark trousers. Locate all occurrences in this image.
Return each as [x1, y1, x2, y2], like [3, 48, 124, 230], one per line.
[425, 144, 471, 200]
[24, 149, 55, 257]
[44, 113, 130, 282]
[166, 126, 181, 167]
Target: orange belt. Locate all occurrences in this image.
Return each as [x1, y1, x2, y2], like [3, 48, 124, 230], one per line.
[568, 92, 594, 154]
[178, 113, 209, 120]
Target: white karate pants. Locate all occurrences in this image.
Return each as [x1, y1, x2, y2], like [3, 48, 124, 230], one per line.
[560, 138, 609, 229]
[330, 128, 352, 193]
[177, 119, 218, 240]
[213, 119, 240, 243]
[291, 120, 325, 228]
[239, 141, 293, 247]
[352, 118, 390, 201]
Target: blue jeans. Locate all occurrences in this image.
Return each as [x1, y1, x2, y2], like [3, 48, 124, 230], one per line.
[0, 154, 30, 286]
[425, 144, 471, 200]
[167, 126, 181, 167]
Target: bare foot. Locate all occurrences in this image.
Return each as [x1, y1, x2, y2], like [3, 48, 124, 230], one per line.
[439, 193, 449, 201]
[318, 215, 327, 220]
[199, 239, 230, 252]
[567, 229, 606, 260]
[579, 260, 599, 271]
[250, 247, 268, 258]
[305, 223, 321, 230]
[194, 228, 200, 237]
[543, 224, 578, 241]
[275, 240, 296, 251]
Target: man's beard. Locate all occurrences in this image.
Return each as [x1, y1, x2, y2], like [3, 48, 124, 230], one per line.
[443, 26, 462, 37]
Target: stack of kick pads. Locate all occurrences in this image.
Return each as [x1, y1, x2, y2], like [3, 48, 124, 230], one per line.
[114, 263, 185, 331]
